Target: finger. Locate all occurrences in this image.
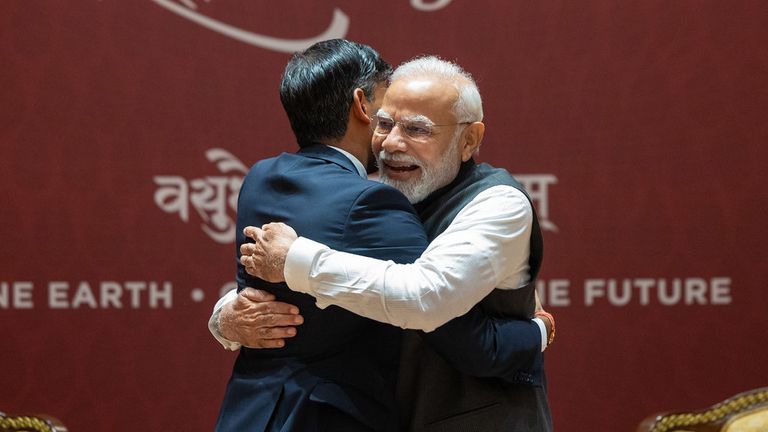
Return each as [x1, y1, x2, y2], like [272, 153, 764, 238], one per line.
[255, 325, 298, 339]
[254, 312, 304, 329]
[239, 287, 276, 302]
[243, 226, 262, 240]
[240, 243, 257, 255]
[240, 254, 252, 267]
[240, 256, 262, 273]
[254, 300, 302, 317]
[243, 263, 260, 277]
[244, 338, 286, 349]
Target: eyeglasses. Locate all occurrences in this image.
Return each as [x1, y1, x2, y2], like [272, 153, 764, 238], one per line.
[371, 114, 470, 142]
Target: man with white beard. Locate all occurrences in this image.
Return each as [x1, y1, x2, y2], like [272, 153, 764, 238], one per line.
[374, 115, 464, 204]
[213, 56, 554, 431]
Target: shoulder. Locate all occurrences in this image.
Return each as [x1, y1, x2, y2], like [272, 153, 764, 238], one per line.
[242, 152, 293, 181]
[476, 163, 527, 190]
[355, 180, 414, 208]
[345, 179, 421, 229]
[452, 185, 532, 230]
[342, 181, 427, 261]
[475, 184, 530, 207]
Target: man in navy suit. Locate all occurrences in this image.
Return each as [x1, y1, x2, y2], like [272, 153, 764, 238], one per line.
[213, 39, 427, 432]
[213, 40, 549, 431]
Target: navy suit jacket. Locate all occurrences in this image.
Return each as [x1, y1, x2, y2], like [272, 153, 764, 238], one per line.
[216, 144, 428, 432]
[216, 145, 543, 431]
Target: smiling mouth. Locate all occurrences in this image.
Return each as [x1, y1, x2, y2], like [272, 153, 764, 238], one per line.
[384, 162, 419, 172]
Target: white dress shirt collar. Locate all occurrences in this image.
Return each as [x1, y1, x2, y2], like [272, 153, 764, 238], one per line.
[328, 145, 367, 178]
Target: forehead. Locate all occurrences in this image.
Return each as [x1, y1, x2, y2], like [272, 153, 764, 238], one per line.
[380, 77, 458, 122]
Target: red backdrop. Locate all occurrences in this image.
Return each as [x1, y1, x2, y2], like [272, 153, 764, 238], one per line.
[2, 1, 767, 430]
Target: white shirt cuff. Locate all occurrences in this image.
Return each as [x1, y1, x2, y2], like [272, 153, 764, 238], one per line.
[533, 317, 548, 352]
[285, 236, 329, 295]
[208, 289, 241, 351]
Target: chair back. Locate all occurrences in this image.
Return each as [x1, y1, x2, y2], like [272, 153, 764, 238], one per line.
[637, 387, 768, 432]
[0, 412, 68, 432]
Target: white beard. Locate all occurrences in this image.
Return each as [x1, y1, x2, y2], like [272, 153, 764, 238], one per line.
[376, 136, 462, 204]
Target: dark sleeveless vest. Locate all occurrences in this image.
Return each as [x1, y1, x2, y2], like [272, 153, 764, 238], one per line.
[398, 159, 551, 432]
[414, 159, 544, 319]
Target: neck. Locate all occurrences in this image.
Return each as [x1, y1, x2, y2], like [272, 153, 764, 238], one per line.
[325, 129, 370, 169]
[326, 141, 364, 167]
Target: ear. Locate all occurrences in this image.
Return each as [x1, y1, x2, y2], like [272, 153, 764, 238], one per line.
[460, 122, 485, 161]
[350, 88, 372, 125]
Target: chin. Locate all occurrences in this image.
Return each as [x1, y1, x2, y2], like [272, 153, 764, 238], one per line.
[379, 176, 430, 204]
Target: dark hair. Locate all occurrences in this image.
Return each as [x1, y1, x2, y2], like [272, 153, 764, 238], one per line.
[279, 39, 392, 147]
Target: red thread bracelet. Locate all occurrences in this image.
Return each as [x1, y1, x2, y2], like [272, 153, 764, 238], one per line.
[534, 310, 556, 346]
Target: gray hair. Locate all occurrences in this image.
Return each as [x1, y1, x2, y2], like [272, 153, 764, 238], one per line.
[391, 55, 483, 123]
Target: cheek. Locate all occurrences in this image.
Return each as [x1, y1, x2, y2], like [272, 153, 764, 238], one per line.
[372, 136, 384, 153]
[414, 147, 440, 166]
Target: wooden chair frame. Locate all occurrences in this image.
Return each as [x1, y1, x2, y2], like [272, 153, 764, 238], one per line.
[0, 412, 68, 432]
[637, 387, 768, 432]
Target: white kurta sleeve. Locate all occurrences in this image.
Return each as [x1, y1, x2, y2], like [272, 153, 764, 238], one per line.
[208, 288, 241, 350]
[283, 185, 534, 332]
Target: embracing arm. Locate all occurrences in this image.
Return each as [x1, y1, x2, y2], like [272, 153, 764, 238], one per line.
[214, 181, 428, 349]
[282, 185, 534, 331]
[207, 287, 304, 350]
[419, 305, 545, 382]
[239, 185, 553, 379]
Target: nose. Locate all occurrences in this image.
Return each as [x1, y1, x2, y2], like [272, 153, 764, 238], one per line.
[379, 127, 408, 153]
